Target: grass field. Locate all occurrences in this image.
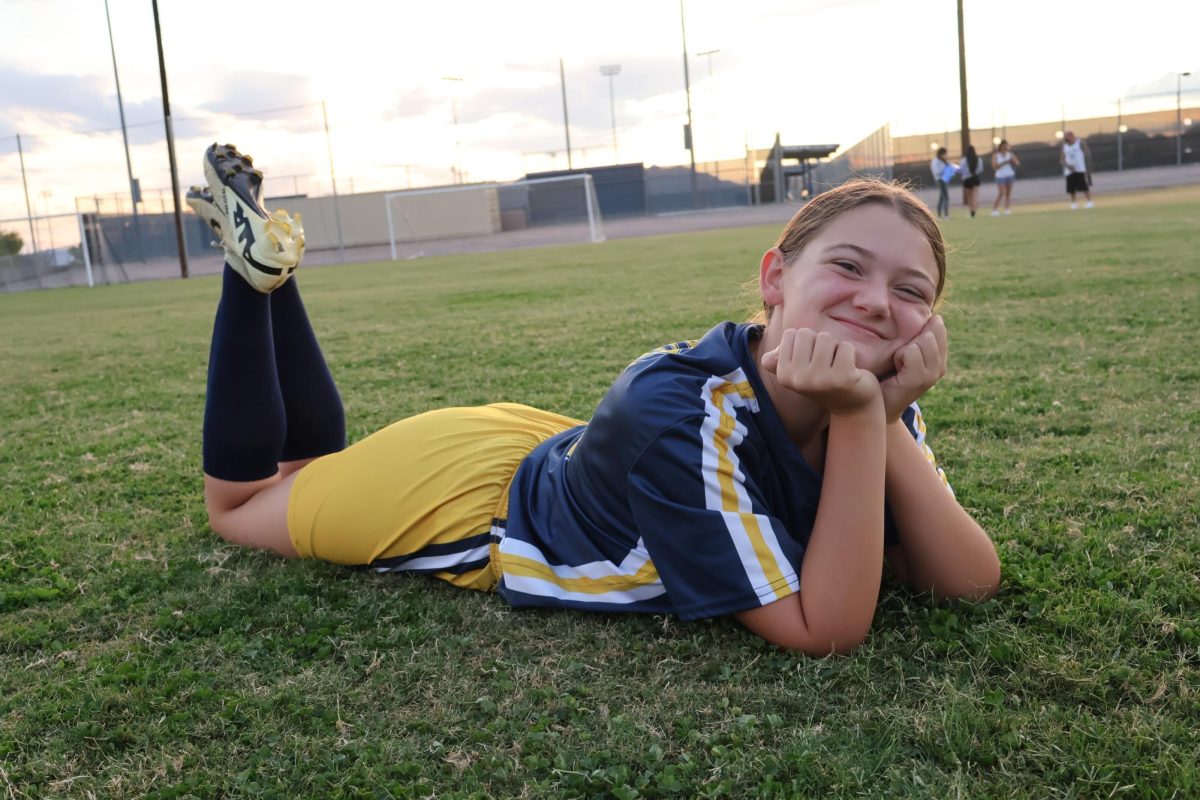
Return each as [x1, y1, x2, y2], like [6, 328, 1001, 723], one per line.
[2, 186, 1198, 798]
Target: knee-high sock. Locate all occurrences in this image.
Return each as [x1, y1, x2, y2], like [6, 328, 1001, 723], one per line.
[203, 265, 286, 481]
[269, 278, 346, 462]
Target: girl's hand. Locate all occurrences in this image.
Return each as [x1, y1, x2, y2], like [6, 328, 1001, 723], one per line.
[761, 328, 881, 415]
[880, 315, 947, 422]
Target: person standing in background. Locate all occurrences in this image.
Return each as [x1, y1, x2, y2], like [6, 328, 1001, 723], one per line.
[1061, 131, 1094, 209]
[959, 145, 983, 218]
[990, 140, 1021, 216]
[931, 147, 954, 220]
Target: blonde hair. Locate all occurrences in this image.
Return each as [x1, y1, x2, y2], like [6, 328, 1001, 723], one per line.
[753, 179, 947, 323]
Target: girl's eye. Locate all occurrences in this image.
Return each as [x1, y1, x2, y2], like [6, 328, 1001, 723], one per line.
[898, 286, 931, 303]
[834, 261, 860, 274]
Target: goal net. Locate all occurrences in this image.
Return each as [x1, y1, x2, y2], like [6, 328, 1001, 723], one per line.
[384, 174, 604, 261]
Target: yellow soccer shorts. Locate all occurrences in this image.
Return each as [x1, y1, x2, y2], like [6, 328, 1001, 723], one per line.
[287, 403, 582, 591]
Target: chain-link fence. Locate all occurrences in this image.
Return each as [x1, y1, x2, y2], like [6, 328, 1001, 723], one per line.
[893, 102, 1200, 186]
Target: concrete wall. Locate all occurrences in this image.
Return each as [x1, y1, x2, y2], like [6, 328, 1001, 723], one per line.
[266, 186, 501, 250]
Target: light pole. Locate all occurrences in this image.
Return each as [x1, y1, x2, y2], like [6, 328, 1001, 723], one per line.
[599, 64, 621, 163]
[696, 49, 720, 198]
[40, 190, 56, 255]
[442, 76, 464, 183]
[1117, 97, 1125, 172]
[1178, 72, 1191, 166]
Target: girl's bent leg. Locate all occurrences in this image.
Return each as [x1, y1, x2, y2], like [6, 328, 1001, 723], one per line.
[270, 279, 345, 464]
[204, 472, 300, 557]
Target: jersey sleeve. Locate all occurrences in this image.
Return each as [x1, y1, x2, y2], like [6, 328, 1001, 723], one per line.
[882, 403, 954, 549]
[901, 402, 953, 496]
[626, 420, 804, 621]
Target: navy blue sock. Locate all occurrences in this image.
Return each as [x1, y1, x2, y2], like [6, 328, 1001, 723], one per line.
[269, 278, 346, 462]
[202, 266, 286, 481]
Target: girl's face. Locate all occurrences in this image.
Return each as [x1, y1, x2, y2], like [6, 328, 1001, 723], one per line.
[760, 204, 941, 377]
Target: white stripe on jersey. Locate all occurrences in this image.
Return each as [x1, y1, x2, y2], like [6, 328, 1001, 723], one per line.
[699, 371, 799, 604]
[502, 573, 667, 605]
[373, 543, 491, 574]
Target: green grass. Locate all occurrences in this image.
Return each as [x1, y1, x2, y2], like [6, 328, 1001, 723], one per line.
[2, 186, 1198, 799]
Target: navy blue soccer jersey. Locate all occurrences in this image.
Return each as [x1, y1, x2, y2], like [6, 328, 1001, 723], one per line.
[496, 322, 950, 620]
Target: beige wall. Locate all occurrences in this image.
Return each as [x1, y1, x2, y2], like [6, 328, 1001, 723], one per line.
[267, 186, 500, 250]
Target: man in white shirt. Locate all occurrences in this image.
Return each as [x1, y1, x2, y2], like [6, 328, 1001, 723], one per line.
[1060, 131, 1093, 209]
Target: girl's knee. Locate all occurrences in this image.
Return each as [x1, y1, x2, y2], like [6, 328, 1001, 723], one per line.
[204, 504, 243, 546]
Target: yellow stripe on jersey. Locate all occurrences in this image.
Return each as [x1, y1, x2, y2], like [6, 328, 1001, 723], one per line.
[497, 536, 665, 604]
[701, 373, 798, 604]
[625, 338, 701, 369]
[501, 553, 660, 594]
[910, 405, 954, 494]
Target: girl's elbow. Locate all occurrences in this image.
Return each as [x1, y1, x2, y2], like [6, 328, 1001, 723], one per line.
[938, 559, 1001, 602]
[776, 632, 866, 658]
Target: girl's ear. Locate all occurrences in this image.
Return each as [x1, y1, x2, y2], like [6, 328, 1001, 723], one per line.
[759, 247, 786, 307]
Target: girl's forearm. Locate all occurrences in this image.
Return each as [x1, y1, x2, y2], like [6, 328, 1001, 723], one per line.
[795, 400, 887, 649]
[885, 423, 1000, 599]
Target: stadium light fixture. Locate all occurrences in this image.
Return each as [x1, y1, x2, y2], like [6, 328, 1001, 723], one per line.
[697, 48, 720, 78]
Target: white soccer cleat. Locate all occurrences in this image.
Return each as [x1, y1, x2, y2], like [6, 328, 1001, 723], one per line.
[990, 210, 1000, 217]
[186, 143, 305, 293]
[1070, 203, 1078, 210]
[1085, 201, 1094, 209]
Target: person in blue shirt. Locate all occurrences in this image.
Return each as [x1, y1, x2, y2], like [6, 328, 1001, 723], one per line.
[192, 143, 1000, 656]
[930, 146, 955, 220]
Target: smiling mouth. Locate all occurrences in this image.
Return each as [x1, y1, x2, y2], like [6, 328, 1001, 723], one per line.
[831, 317, 885, 339]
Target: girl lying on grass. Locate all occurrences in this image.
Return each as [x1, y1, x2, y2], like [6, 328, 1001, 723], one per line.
[189, 143, 1000, 657]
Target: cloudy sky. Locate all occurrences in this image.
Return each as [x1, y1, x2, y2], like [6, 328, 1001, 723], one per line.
[1, 0, 1197, 220]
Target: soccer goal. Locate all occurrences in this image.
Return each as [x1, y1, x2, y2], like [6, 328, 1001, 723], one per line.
[384, 174, 604, 261]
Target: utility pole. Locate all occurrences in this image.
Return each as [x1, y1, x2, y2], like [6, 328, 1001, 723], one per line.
[104, 0, 143, 260]
[151, 0, 187, 279]
[956, 0, 970, 158]
[321, 100, 345, 262]
[680, 0, 697, 208]
[16, 134, 39, 257]
[559, 58, 573, 170]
